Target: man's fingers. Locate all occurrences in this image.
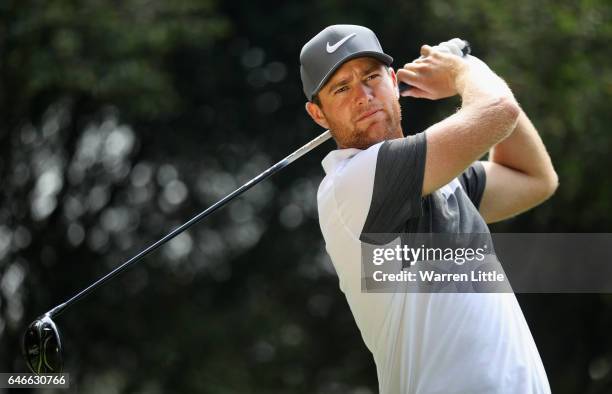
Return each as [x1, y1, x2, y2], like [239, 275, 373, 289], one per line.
[396, 68, 420, 88]
[399, 38, 468, 100]
[403, 62, 428, 71]
[401, 87, 432, 99]
[420, 44, 433, 57]
[396, 69, 435, 98]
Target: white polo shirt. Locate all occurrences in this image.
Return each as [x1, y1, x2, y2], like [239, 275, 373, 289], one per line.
[316, 132, 551, 394]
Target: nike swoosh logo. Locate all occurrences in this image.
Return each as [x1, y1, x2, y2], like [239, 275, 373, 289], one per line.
[326, 33, 356, 53]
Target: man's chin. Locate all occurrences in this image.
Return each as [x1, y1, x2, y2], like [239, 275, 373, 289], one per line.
[361, 122, 396, 140]
[349, 128, 391, 149]
[334, 119, 400, 149]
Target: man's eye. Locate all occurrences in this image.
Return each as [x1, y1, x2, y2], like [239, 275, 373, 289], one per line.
[334, 86, 348, 94]
[366, 74, 380, 81]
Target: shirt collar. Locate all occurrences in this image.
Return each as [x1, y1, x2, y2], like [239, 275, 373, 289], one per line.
[321, 148, 362, 174]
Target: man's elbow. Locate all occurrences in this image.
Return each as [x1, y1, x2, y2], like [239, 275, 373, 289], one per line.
[499, 96, 521, 130]
[535, 171, 559, 202]
[488, 96, 521, 139]
[545, 171, 559, 198]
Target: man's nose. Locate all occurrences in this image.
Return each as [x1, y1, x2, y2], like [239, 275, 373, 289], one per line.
[353, 82, 373, 105]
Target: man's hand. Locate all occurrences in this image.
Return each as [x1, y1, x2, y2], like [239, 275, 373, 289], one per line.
[396, 43, 468, 100]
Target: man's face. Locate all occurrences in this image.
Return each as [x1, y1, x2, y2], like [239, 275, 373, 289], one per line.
[306, 57, 403, 149]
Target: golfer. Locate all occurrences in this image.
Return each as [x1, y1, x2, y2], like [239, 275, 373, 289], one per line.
[301, 25, 558, 393]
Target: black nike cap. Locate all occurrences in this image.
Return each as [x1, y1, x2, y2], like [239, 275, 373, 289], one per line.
[300, 25, 393, 101]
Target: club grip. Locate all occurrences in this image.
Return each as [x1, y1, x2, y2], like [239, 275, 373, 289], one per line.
[398, 40, 471, 93]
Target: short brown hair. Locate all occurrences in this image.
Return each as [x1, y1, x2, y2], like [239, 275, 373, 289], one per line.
[311, 94, 322, 107]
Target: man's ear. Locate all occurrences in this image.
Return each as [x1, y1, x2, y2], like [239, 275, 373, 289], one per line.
[305, 101, 330, 129]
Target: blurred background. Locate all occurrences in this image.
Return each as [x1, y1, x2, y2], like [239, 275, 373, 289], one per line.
[1, 0, 611, 393]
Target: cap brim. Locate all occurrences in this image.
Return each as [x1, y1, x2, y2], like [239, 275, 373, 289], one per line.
[310, 51, 393, 100]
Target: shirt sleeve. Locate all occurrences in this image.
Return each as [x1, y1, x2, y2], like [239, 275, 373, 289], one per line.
[359, 132, 427, 238]
[458, 161, 487, 209]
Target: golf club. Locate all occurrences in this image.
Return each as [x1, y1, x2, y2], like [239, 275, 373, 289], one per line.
[22, 129, 332, 374]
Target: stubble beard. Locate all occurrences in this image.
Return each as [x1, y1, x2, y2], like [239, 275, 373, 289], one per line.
[329, 100, 403, 150]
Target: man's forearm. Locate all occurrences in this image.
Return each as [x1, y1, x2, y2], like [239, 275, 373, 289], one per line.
[488, 110, 558, 189]
[455, 56, 521, 146]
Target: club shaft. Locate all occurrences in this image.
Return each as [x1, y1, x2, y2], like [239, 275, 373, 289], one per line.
[46, 130, 332, 318]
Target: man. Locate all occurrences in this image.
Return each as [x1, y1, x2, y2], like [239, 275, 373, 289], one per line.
[300, 25, 558, 393]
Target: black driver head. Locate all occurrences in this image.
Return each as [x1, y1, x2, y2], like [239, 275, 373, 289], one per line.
[22, 314, 63, 373]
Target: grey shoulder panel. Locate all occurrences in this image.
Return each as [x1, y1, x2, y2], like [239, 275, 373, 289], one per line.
[360, 132, 427, 240]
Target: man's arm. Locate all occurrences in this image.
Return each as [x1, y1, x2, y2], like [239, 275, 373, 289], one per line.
[397, 45, 521, 196]
[478, 110, 558, 223]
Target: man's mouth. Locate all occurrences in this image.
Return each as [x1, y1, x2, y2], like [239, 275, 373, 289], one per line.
[356, 108, 382, 122]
